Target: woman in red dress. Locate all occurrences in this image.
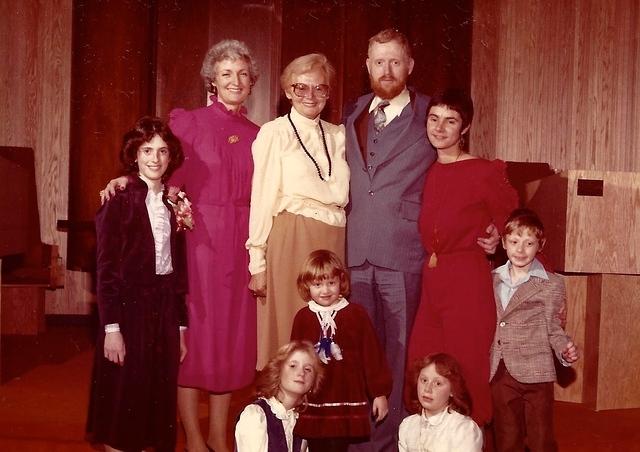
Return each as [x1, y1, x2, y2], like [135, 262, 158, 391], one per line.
[407, 89, 518, 429]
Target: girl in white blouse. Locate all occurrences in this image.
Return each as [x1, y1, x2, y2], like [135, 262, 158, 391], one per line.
[235, 341, 324, 452]
[399, 353, 483, 452]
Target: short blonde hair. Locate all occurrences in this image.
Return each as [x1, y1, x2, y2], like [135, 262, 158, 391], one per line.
[503, 208, 546, 243]
[297, 249, 350, 301]
[200, 39, 258, 93]
[280, 53, 336, 92]
[255, 341, 324, 410]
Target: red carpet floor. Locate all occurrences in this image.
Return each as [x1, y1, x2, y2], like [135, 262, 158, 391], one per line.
[1, 323, 639, 451]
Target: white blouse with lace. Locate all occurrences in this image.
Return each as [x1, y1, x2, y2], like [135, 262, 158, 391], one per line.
[245, 107, 349, 275]
[235, 396, 300, 452]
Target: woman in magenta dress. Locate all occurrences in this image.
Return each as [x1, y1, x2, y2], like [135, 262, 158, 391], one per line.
[169, 40, 259, 452]
[407, 89, 518, 430]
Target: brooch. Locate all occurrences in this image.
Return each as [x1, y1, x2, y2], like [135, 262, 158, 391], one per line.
[228, 135, 240, 144]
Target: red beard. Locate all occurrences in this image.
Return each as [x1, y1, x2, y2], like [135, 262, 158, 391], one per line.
[370, 74, 406, 100]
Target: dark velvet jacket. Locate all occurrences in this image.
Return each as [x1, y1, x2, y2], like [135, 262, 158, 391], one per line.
[95, 176, 188, 327]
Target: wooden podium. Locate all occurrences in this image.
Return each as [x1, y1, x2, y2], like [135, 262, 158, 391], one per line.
[510, 165, 640, 410]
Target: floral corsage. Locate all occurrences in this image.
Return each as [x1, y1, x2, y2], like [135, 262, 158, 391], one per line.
[166, 186, 195, 231]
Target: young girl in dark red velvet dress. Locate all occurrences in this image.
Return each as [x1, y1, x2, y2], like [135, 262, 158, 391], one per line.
[290, 250, 392, 452]
[86, 117, 188, 452]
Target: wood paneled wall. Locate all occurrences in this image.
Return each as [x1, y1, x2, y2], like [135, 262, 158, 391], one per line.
[0, 1, 71, 247]
[472, 0, 640, 171]
[0, 1, 79, 314]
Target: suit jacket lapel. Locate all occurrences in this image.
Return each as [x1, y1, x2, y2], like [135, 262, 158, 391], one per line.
[503, 278, 545, 316]
[345, 94, 374, 168]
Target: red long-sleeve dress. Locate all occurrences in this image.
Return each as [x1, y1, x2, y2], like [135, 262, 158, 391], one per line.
[407, 158, 518, 426]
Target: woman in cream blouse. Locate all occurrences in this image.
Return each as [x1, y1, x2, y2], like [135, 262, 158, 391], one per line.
[246, 53, 349, 369]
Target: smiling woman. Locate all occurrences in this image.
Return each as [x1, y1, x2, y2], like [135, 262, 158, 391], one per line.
[246, 53, 350, 370]
[407, 89, 519, 429]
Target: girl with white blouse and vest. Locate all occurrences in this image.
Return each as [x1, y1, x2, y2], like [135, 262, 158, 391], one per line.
[399, 353, 483, 452]
[246, 53, 350, 370]
[235, 340, 324, 452]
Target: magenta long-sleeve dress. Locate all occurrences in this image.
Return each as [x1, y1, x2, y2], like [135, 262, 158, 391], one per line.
[170, 98, 259, 392]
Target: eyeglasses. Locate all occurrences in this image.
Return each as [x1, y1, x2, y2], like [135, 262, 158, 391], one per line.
[290, 83, 330, 98]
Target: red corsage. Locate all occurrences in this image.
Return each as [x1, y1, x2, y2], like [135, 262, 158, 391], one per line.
[166, 186, 195, 231]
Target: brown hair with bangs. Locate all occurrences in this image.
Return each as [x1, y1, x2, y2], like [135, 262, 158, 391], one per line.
[296, 249, 350, 302]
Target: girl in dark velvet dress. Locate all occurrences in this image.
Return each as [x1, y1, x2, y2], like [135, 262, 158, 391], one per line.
[86, 117, 188, 452]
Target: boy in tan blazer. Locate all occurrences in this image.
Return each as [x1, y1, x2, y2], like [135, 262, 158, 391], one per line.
[490, 208, 578, 452]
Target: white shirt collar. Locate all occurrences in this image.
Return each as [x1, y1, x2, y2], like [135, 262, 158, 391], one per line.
[494, 257, 548, 286]
[368, 88, 411, 124]
[421, 407, 450, 427]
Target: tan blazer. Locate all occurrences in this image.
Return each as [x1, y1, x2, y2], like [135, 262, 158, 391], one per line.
[489, 271, 572, 384]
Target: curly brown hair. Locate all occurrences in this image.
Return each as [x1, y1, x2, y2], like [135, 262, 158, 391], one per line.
[255, 340, 324, 411]
[407, 353, 472, 416]
[119, 116, 183, 183]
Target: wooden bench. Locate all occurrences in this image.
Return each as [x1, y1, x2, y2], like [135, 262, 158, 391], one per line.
[1, 146, 59, 336]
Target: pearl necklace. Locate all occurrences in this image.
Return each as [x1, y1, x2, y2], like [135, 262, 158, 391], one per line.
[287, 113, 332, 181]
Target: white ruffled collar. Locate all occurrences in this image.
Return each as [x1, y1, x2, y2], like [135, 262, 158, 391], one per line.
[264, 396, 299, 422]
[307, 297, 349, 313]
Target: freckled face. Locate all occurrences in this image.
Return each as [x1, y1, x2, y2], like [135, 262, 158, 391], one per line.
[278, 350, 316, 403]
[308, 276, 341, 307]
[502, 228, 542, 273]
[417, 363, 452, 417]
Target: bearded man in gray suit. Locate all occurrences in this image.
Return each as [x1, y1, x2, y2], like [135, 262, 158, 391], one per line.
[344, 29, 499, 451]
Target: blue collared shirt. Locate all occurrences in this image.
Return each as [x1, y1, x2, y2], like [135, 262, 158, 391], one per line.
[493, 258, 548, 310]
